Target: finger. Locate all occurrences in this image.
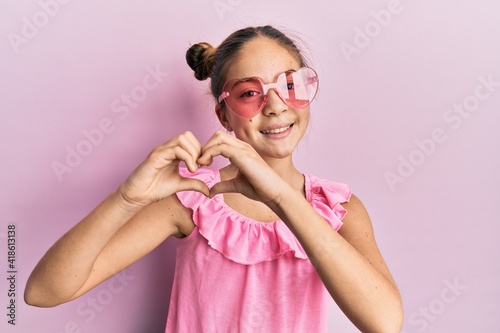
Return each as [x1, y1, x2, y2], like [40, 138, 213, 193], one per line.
[201, 131, 245, 152]
[171, 146, 200, 173]
[158, 132, 202, 172]
[177, 143, 202, 172]
[149, 146, 199, 172]
[176, 178, 210, 197]
[177, 131, 202, 161]
[153, 131, 200, 158]
[197, 132, 223, 166]
[201, 131, 225, 150]
[198, 140, 243, 166]
[197, 143, 226, 166]
[209, 179, 238, 198]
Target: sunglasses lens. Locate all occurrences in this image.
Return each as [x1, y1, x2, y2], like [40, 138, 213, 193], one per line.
[279, 67, 318, 109]
[222, 78, 264, 118]
[221, 67, 319, 118]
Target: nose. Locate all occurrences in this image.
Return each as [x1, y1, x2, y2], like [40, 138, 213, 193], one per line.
[262, 88, 287, 116]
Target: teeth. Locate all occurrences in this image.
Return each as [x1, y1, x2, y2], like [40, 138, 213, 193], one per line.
[261, 125, 290, 134]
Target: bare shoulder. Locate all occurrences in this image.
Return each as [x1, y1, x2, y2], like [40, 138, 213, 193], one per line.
[338, 193, 376, 246]
[340, 194, 372, 233]
[338, 193, 396, 283]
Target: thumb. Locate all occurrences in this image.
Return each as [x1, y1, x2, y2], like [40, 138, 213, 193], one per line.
[176, 178, 210, 197]
[209, 180, 238, 198]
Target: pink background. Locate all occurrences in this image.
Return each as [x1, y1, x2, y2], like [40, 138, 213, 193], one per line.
[1, 1, 499, 332]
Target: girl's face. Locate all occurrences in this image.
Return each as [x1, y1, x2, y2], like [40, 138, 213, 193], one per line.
[217, 37, 310, 161]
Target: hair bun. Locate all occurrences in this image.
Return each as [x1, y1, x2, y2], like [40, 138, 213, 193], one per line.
[186, 42, 215, 81]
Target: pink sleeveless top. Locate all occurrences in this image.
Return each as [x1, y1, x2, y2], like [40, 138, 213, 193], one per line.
[165, 168, 351, 332]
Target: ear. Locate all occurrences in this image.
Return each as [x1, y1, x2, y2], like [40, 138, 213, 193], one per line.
[215, 105, 233, 132]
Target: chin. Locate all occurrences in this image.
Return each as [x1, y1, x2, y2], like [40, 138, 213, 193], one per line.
[259, 145, 296, 160]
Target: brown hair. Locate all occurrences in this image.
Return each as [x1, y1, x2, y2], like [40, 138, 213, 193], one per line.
[186, 26, 307, 104]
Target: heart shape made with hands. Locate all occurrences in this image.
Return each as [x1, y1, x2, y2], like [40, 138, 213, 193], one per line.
[123, 131, 285, 208]
[179, 163, 259, 202]
[178, 132, 283, 204]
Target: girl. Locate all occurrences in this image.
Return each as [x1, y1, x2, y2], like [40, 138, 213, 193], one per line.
[25, 26, 403, 332]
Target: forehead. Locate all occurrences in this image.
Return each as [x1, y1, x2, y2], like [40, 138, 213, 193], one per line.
[224, 37, 301, 82]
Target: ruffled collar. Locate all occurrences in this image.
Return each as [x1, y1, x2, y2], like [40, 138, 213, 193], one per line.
[178, 168, 351, 265]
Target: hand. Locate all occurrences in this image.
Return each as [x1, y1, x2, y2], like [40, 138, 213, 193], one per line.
[197, 131, 287, 205]
[118, 131, 210, 208]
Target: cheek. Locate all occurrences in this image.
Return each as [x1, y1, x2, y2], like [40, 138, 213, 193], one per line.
[299, 109, 311, 125]
[227, 117, 252, 137]
[226, 110, 255, 128]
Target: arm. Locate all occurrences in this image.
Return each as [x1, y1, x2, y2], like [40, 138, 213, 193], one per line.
[25, 132, 208, 307]
[24, 193, 190, 307]
[269, 190, 403, 333]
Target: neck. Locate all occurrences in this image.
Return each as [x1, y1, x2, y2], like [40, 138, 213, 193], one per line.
[263, 156, 301, 181]
[222, 155, 304, 192]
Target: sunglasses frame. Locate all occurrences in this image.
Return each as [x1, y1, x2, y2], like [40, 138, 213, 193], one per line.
[218, 67, 319, 119]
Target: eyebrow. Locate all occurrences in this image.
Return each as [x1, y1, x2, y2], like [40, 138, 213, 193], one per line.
[230, 78, 258, 89]
[230, 68, 298, 86]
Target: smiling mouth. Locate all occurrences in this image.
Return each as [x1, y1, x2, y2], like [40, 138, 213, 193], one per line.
[260, 124, 292, 134]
